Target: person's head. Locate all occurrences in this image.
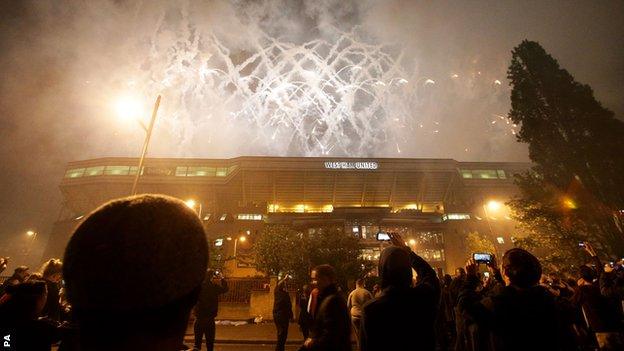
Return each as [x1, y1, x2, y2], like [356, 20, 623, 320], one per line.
[0, 281, 47, 321]
[14, 266, 29, 280]
[501, 248, 542, 289]
[372, 283, 380, 292]
[355, 278, 365, 288]
[579, 265, 596, 283]
[63, 195, 208, 350]
[455, 267, 466, 277]
[302, 284, 310, 295]
[40, 259, 63, 283]
[379, 247, 412, 288]
[312, 264, 337, 291]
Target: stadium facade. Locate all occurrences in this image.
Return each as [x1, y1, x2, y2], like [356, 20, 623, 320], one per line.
[45, 156, 530, 276]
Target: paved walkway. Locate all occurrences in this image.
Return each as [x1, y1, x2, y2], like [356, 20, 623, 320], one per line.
[184, 322, 305, 344]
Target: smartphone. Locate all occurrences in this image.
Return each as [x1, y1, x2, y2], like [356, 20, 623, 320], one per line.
[376, 232, 391, 241]
[578, 241, 586, 248]
[473, 253, 492, 264]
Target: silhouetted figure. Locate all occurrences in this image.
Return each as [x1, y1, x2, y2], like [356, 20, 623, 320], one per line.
[194, 269, 228, 351]
[0, 281, 62, 351]
[273, 276, 293, 351]
[39, 259, 63, 322]
[298, 284, 313, 340]
[458, 248, 564, 351]
[347, 278, 372, 350]
[303, 264, 351, 351]
[1, 266, 29, 292]
[360, 233, 441, 351]
[63, 195, 208, 351]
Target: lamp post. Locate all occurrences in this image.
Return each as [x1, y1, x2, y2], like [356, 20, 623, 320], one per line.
[130, 95, 162, 195]
[25, 230, 38, 260]
[184, 199, 203, 219]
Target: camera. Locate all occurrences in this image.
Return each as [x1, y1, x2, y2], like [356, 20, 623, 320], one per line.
[473, 252, 493, 264]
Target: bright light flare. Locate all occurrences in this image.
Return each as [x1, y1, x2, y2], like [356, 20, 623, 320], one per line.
[486, 200, 503, 212]
[185, 199, 197, 209]
[563, 197, 577, 209]
[238, 236, 247, 242]
[26, 230, 35, 236]
[114, 95, 143, 120]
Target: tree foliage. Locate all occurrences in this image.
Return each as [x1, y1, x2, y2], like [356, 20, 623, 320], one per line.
[254, 224, 373, 286]
[507, 40, 624, 267]
[465, 231, 496, 257]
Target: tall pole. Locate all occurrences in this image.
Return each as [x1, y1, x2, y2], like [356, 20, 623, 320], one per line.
[131, 95, 161, 195]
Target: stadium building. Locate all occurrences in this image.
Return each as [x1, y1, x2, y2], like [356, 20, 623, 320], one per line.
[44, 156, 530, 276]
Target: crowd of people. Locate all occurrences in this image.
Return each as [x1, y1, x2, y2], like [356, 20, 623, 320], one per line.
[0, 194, 623, 350]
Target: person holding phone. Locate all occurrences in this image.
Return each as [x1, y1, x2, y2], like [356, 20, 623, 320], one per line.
[193, 269, 228, 351]
[457, 248, 565, 350]
[359, 233, 440, 351]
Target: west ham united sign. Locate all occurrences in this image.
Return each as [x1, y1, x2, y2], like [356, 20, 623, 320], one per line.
[324, 161, 379, 170]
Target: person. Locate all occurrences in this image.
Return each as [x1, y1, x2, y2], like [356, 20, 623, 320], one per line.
[194, 269, 229, 351]
[62, 194, 209, 351]
[437, 274, 455, 351]
[40, 258, 63, 322]
[0, 280, 62, 350]
[457, 248, 564, 350]
[303, 264, 351, 351]
[371, 284, 381, 298]
[0, 257, 8, 275]
[297, 284, 313, 340]
[2, 266, 29, 288]
[347, 278, 372, 350]
[360, 233, 441, 351]
[273, 276, 293, 351]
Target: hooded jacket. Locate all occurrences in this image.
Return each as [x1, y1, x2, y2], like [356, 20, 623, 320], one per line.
[360, 247, 441, 351]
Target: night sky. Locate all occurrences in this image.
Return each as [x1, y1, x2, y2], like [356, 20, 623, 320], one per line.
[1, 0, 623, 264]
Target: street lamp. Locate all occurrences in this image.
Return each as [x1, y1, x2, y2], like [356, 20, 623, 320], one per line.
[116, 95, 162, 195]
[233, 235, 247, 258]
[25, 230, 38, 259]
[184, 199, 203, 218]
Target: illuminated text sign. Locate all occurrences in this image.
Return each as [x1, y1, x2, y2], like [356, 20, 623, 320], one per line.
[324, 161, 378, 170]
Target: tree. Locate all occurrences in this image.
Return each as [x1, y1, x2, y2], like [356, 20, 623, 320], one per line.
[507, 40, 624, 266]
[254, 224, 310, 284]
[307, 227, 375, 287]
[255, 224, 374, 287]
[465, 231, 496, 257]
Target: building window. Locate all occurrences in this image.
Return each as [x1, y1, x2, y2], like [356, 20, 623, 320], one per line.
[216, 167, 228, 177]
[64, 168, 85, 178]
[460, 169, 507, 180]
[84, 166, 105, 176]
[187, 167, 215, 177]
[237, 214, 263, 221]
[175, 166, 188, 176]
[104, 166, 130, 175]
[443, 213, 471, 221]
[219, 214, 227, 221]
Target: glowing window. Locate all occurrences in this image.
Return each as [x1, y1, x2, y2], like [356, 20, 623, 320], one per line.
[84, 166, 105, 176]
[497, 170, 507, 179]
[175, 167, 188, 176]
[443, 213, 471, 221]
[64, 168, 85, 178]
[216, 167, 228, 177]
[187, 167, 215, 177]
[219, 214, 227, 221]
[104, 166, 130, 175]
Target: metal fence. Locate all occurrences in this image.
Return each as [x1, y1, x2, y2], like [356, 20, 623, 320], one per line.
[219, 277, 270, 304]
